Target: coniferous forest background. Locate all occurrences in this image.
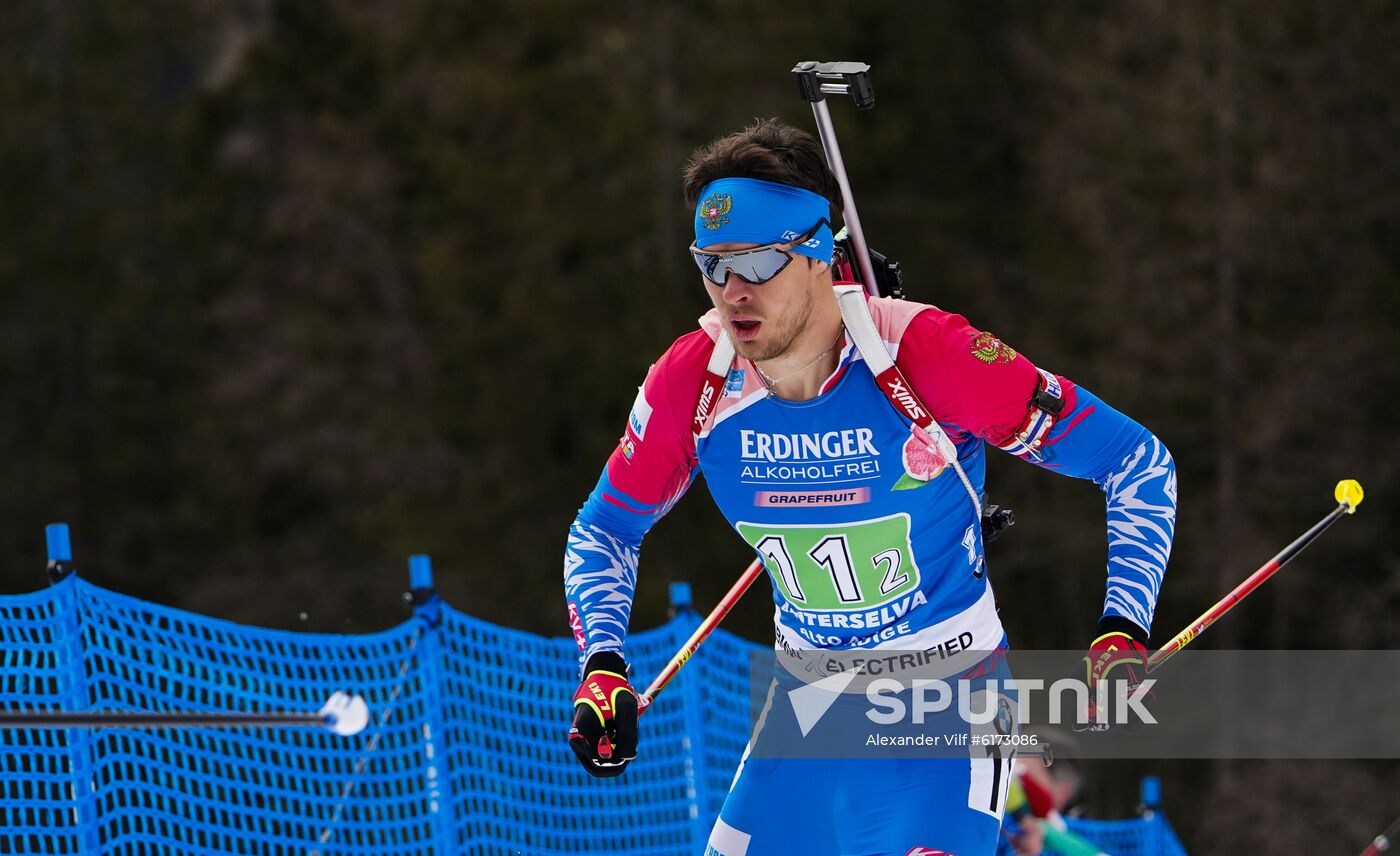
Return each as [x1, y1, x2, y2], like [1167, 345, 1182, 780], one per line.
[2, 2, 1397, 851]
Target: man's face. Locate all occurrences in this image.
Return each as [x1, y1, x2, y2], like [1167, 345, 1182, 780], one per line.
[701, 240, 828, 362]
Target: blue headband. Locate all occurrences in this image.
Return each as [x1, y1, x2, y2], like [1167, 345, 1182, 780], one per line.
[693, 177, 833, 264]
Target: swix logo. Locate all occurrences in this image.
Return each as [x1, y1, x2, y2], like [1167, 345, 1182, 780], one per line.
[904, 848, 953, 856]
[693, 377, 719, 433]
[882, 373, 928, 421]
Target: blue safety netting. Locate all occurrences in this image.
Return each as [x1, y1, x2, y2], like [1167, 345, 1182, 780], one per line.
[0, 574, 1186, 855]
[1061, 815, 1189, 856]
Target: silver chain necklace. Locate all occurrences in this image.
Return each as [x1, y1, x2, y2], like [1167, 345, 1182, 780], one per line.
[753, 327, 845, 395]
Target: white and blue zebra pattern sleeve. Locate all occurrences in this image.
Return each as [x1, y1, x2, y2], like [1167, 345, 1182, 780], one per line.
[1021, 384, 1177, 638]
[565, 515, 641, 665]
[564, 463, 695, 670]
[563, 335, 705, 671]
[1099, 436, 1176, 632]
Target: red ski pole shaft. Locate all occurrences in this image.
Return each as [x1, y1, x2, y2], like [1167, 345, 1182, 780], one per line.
[638, 557, 765, 712]
[1147, 479, 1363, 673]
[1360, 813, 1400, 856]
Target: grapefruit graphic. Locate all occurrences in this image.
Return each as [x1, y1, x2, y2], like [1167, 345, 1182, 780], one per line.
[894, 424, 948, 490]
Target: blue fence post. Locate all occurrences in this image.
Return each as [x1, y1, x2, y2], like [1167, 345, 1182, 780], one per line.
[47, 524, 101, 854]
[407, 555, 454, 855]
[46, 523, 76, 584]
[668, 582, 693, 618]
[1139, 775, 1161, 818]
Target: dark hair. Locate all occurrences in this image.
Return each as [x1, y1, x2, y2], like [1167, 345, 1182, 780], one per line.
[682, 118, 841, 211]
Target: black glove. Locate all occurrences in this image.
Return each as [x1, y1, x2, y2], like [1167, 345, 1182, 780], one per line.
[568, 652, 639, 777]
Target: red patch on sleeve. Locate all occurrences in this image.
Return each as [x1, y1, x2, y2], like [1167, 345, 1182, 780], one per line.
[567, 602, 586, 651]
[895, 308, 1040, 443]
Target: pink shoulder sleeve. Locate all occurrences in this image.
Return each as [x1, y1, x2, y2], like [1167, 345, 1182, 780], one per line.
[601, 329, 709, 509]
[895, 307, 1075, 445]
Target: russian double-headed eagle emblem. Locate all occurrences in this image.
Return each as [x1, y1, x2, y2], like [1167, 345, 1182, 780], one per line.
[970, 331, 1018, 364]
[700, 193, 732, 230]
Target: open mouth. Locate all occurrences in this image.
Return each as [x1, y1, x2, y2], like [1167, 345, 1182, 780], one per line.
[731, 318, 762, 341]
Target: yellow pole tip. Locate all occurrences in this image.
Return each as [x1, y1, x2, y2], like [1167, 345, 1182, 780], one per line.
[1335, 479, 1364, 512]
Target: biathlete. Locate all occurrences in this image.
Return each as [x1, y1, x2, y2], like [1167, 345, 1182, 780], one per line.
[563, 118, 1177, 856]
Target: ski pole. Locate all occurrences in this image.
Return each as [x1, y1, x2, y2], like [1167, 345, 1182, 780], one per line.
[1146, 479, 1364, 673]
[1361, 813, 1400, 855]
[0, 691, 370, 736]
[792, 60, 881, 296]
[637, 557, 765, 712]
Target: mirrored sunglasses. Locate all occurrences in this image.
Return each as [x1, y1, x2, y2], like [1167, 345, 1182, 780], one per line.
[688, 221, 826, 286]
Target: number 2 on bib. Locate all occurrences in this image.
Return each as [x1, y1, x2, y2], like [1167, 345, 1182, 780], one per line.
[737, 513, 922, 611]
